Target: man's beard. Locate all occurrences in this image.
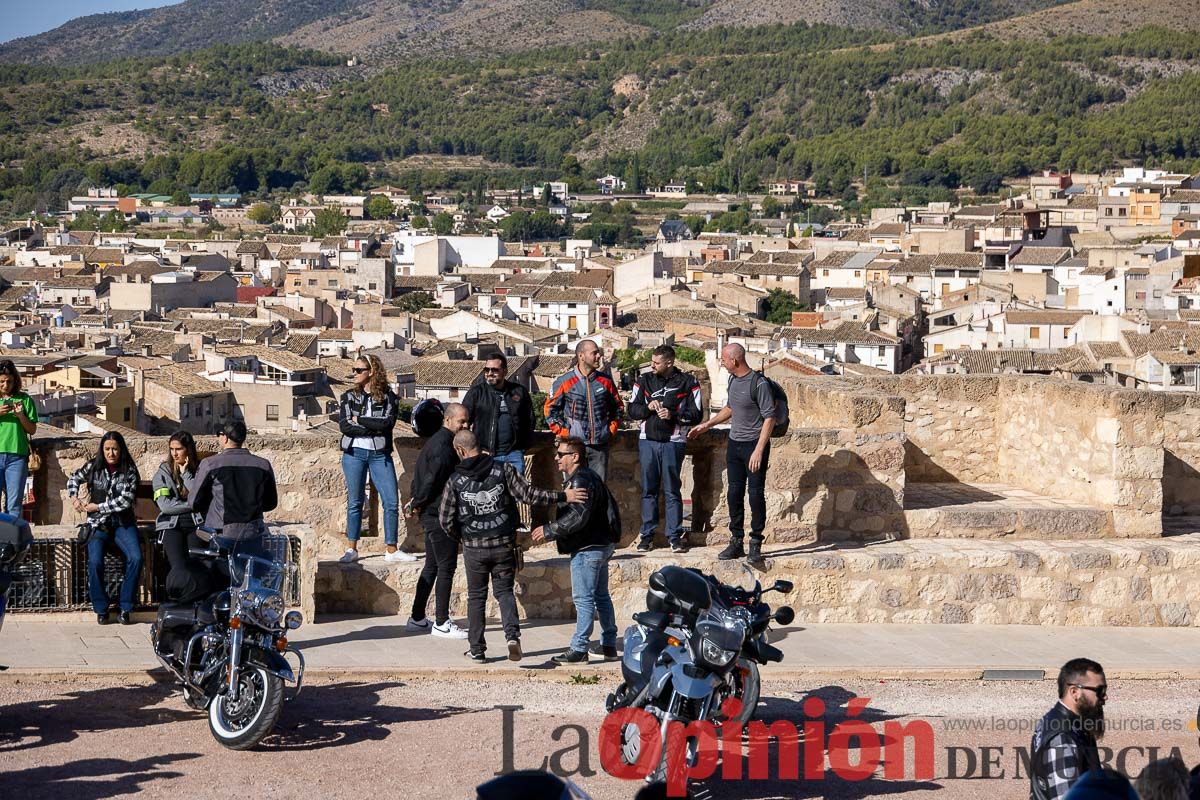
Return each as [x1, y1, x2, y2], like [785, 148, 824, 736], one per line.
[1078, 702, 1105, 741]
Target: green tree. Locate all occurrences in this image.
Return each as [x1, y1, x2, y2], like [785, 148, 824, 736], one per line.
[764, 289, 803, 324]
[365, 194, 396, 220]
[247, 203, 276, 224]
[432, 211, 454, 235]
[170, 190, 191, 206]
[394, 292, 434, 313]
[99, 209, 127, 232]
[69, 210, 100, 231]
[311, 206, 348, 237]
[531, 392, 548, 430]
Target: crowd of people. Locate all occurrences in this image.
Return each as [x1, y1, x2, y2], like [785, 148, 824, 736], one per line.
[62, 340, 785, 662]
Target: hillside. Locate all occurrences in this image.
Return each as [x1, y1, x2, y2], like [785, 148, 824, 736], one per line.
[3, 0, 1075, 65]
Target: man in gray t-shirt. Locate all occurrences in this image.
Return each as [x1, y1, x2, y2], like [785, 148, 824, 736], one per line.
[689, 343, 776, 565]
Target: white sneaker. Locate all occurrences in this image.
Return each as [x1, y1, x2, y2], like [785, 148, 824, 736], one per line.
[432, 620, 468, 639]
[383, 549, 418, 563]
[405, 616, 432, 632]
[339, 549, 359, 564]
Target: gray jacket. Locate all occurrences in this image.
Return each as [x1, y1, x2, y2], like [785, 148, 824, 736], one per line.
[153, 461, 202, 533]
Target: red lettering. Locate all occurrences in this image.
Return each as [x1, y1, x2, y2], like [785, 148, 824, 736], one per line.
[665, 719, 719, 798]
[599, 707, 660, 781]
[883, 720, 936, 780]
[747, 719, 800, 781]
[828, 720, 882, 781]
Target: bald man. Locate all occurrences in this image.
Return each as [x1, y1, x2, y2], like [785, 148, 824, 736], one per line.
[688, 343, 775, 564]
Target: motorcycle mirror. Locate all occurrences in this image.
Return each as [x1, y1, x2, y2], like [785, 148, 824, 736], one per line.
[772, 580, 795, 595]
[774, 607, 795, 626]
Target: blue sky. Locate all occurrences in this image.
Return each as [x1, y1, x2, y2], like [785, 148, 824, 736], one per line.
[2, 1, 183, 43]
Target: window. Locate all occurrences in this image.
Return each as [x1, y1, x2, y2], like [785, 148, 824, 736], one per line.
[1029, 326, 1041, 340]
[328, 280, 338, 287]
[1135, 291, 1146, 300]
[266, 404, 279, 421]
[878, 346, 886, 356]
[823, 269, 830, 277]
[307, 279, 317, 287]
[854, 271, 861, 278]
[449, 388, 459, 399]
[934, 344, 944, 354]
[1143, 206, 1152, 215]
[1063, 329, 1070, 339]
[1105, 208, 1113, 217]
[182, 404, 190, 418]
[1119, 208, 1127, 217]
[567, 303, 578, 309]
[123, 408, 131, 422]
[368, 282, 377, 290]
[1154, 289, 1163, 299]
[568, 316, 578, 330]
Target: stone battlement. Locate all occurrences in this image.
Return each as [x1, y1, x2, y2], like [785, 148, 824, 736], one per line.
[23, 374, 1200, 626]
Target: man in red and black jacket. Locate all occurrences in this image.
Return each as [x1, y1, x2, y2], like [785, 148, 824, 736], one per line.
[543, 340, 623, 480]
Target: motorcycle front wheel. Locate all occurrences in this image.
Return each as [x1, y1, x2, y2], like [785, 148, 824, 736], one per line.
[207, 665, 283, 750]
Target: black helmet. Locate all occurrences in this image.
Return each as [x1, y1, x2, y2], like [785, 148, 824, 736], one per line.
[410, 398, 445, 437]
[0, 513, 32, 565]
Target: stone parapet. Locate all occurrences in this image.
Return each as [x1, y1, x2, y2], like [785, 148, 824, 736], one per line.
[317, 534, 1200, 627]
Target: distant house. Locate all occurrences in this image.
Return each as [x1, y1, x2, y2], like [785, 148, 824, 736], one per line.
[596, 175, 627, 194]
[657, 220, 693, 244]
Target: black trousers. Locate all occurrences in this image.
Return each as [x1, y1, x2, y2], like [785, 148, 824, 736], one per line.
[411, 527, 459, 625]
[160, 526, 211, 603]
[727, 439, 771, 543]
[462, 543, 519, 656]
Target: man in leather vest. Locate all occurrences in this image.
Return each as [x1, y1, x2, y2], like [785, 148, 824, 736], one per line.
[438, 430, 588, 663]
[1030, 657, 1106, 800]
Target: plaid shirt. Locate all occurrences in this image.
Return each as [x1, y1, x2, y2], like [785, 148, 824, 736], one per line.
[1037, 741, 1080, 800]
[67, 462, 140, 526]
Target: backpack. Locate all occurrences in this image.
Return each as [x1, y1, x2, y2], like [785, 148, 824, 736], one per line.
[750, 371, 790, 437]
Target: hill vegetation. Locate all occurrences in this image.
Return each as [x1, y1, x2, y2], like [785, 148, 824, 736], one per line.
[3, 23, 1200, 218]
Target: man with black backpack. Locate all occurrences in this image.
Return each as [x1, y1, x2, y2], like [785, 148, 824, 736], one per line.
[531, 436, 620, 665]
[688, 343, 788, 566]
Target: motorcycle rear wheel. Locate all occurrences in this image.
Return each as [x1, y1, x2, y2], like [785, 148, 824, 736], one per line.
[207, 666, 283, 750]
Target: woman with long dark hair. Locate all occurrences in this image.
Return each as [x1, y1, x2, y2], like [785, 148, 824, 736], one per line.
[67, 431, 142, 625]
[153, 431, 208, 601]
[337, 353, 411, 563]
[0, 359, 38, 517]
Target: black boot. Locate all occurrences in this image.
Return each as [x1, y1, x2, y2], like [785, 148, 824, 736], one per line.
[718, 539, 745, 560]
[747, 540, 765, 567]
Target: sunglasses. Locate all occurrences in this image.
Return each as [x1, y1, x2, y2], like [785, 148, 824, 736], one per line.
[483, 367, 503, 374]
[1073, 684, 1107, 698]
[352, 367, 369, 374]
[554, 451, 575, 459]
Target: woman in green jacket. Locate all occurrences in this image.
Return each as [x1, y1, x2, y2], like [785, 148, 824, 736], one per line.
[0, 359, 38, 517]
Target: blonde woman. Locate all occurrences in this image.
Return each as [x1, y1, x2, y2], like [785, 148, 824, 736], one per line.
[337, 355, 412, 563]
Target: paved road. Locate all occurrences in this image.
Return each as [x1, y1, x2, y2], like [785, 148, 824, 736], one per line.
[3, 675, 1198, 799]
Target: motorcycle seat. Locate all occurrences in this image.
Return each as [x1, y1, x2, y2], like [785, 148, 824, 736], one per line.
[633, 610, 670, 630]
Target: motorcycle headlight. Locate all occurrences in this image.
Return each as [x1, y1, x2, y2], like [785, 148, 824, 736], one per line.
[258, 594, 284, 627]
[699, 636, 737, 668]
[284, 610, 303, 630]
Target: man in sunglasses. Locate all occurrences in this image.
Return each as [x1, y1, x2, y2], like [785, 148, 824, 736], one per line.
[531, 436, 620, 665]
[1030, 657, 1106, 800]
[463, 352, 534, 474]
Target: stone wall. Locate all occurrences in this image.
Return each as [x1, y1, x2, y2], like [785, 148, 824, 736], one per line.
[1159, 397, 1200, 516]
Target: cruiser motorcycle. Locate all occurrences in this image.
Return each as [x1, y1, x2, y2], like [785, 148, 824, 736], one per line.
[150, 542, 304, 750]
[606, 565, 795, 783]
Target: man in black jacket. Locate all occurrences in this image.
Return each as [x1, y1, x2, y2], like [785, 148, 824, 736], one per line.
[463, 352, 534, 472]
[1030, 657, 1106, 800]
[627, 345, 703, 554]
[191, 419, 277, 563]
[439, 430, 587, 663]
[405, 402, 470, 639]
[532, 436, 619, 665]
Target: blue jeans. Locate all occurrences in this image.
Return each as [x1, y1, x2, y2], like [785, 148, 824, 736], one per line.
[342, 448, 399, 546]
[569, 545, 617, 654]
[492, 450, 525, 472]
[0, 453, 27, 517]
[639, 439, 686, 544]
[87, 524, 142, 614]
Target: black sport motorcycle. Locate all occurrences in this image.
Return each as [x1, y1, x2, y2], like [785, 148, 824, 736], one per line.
[606, 565, 795, 783]
[150, 541, 304, 750]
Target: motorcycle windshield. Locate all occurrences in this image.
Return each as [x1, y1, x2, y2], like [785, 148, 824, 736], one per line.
[240, 555, 287, 593]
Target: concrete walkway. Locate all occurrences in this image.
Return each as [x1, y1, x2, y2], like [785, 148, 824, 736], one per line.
[6, 615, 1200, 680]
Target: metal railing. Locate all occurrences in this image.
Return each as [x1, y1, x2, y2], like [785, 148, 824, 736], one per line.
[6, 531, 302, 612]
